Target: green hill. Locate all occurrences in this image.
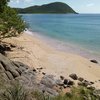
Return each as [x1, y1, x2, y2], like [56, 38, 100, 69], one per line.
[15, 2, 77, 14]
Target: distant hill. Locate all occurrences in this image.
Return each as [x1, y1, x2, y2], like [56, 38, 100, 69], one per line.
[15, 2, 77, 14]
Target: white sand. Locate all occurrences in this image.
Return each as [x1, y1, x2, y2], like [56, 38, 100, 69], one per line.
[4, 32, 100, 89]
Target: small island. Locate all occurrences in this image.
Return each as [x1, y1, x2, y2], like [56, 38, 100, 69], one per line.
[15, 2, 77, 14]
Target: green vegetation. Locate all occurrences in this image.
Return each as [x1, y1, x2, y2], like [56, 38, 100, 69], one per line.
[15, 2, 77, 14]
[0, 0, 26, 39]
[32, 87, 100, 100]
[1, 83, 100, 100]
[0, 82, 28, 100]
[32, 91, 52, 100]
[0, 0, 9, 13]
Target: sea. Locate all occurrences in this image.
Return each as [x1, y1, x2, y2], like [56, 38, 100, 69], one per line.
[22, 14, 100, 62]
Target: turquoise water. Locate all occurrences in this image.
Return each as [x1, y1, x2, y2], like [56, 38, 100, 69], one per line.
[22, 14, 100, 61]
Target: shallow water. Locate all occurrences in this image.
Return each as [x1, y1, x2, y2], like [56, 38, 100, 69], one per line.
[22, 14, 100, 61]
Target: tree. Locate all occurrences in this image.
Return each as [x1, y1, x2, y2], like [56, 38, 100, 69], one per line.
[0, 0, 9, 13]
[0, 0, 26, 39]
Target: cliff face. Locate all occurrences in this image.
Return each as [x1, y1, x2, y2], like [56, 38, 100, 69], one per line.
[15, 2, 77, 14]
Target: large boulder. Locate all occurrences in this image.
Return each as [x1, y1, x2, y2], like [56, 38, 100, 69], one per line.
[63, 79, 74, 86]
[69, 73, 78, 80]
[78, 77, 84, 82]
[56, 79, 63, 86]
[90, 60, 98, 64]
[41, 75, 56, 88]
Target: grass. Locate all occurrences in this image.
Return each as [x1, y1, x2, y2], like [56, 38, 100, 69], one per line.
[32, 86, 100, 100]
[0, 79, 100, 100]
[32, 91, 52, 100]
[0, 82, 28, 100]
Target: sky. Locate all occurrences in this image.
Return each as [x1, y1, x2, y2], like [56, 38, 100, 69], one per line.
[9, 0, 100, 13]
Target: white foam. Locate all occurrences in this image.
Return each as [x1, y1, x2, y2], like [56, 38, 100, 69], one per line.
[24, 29, 33, 35]
[24, 29, 100, 62]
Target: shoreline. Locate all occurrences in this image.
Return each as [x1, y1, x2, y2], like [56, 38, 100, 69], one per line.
[25, 30, 100, 63]
[3, 32, 100, 89]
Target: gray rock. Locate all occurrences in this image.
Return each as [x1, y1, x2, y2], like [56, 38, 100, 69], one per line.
[93, 89, 100, 97]
[87, 86, 95, 90]
[0, 63, 5, 72]
[63, 79, 74, 86]
[0, 54, 59, 96]
[10, 44, 16, 48]
[41, 75, 56, 88]
[5, 71, 14, 80]
[9, 70, 19, 78]
[42, 72, 46, 75]
[0, 72, 9, 80]
[0, 54, 20, 78]
[38, 84, 58, 96]
[0, 44, 11, 53]
[84, 80, 92, 85]
[90, 60, 98, 64]
[78, 77, 84, 82]
[44, 87, 58, 96]
[60, 76, 64, 80]
[13, 61, 29, 69]
[67, 80, 74, 85]
[56, 79, 63, 86]
[16, 68, 22, 75]
[63, 79, 68, 85]
[90, 81, 94, 85]
[69, 73, 78, 80]
[16, 76, 31, 86]
[78, 80, 91, 87]
[0, 45, 6, 55]
[33, 69, 37, 72]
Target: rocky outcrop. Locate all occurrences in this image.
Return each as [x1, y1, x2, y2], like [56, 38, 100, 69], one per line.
[0, 53, 99, 96]
[0, 53, 20, 78]
[0, 53, 59, 96]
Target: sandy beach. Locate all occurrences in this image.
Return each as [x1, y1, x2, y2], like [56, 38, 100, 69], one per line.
[3, 32, 100, 89]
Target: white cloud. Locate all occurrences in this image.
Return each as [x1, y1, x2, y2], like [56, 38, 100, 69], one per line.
[16, 0, 20, 4]
[10, 0, 33, 4]
[11, 0, 20, 3]
[10, 0, 14, 3]
[86, 3, 94, 7]
[24, 0, 33, 3]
